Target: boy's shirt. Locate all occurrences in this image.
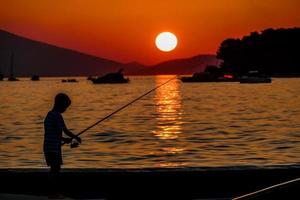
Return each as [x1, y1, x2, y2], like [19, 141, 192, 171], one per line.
[44, 110, 66, 153]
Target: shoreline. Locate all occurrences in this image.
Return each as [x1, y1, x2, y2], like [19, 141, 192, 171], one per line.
[1, 165, 300, 199]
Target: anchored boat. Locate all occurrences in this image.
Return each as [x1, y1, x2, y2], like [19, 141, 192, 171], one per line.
[31, 75, 40, 81]
[91, 69, 129, 84]
[61, 79, 78, 83]
[240, 71, 272, 84]
[7, 52, 19, 81]
[181, 72, 239, 83]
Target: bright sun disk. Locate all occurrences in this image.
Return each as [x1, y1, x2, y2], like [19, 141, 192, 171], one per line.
[155, 32, 177, 52]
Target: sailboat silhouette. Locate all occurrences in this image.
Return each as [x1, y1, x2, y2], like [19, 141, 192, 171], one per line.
[0, 54, 3, 81]
[8, 51, 19, 81]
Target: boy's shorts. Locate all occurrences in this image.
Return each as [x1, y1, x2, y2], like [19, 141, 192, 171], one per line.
[44, 152, 63, 166]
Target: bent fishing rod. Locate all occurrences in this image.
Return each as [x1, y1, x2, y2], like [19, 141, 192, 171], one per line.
[68, 76, 178, 148]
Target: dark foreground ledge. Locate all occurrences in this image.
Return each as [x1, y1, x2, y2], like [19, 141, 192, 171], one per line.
[1, 165, 300, 199]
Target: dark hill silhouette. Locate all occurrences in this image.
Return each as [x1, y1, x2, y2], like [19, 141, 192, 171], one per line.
[138, 55, 219, 75]
[0, 29, 128, 76]
[217, 27, 300, 76]
[123, 61, 146, 75]
[0, 29, 218, 76]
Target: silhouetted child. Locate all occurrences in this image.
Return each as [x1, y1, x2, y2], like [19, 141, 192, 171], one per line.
[44, 93, 81, 173]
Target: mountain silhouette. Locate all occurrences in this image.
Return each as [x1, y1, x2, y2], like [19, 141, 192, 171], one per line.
[139, 55, 218, 75]
[0, 29, 218, 76]
[0, 29, 129, 76]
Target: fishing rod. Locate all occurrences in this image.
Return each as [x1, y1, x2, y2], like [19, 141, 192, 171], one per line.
[68, 76, 178, 148]
[233, 177, 300, 199]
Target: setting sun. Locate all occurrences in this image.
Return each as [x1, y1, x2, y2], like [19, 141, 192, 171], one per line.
[155, 32, 178, 52]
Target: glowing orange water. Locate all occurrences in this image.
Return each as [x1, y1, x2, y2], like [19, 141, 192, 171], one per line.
[0, 76, 300, 168]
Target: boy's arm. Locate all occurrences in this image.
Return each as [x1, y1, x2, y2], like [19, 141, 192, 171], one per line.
[63, 127, 82, 143]
[62, 137, 72, 144]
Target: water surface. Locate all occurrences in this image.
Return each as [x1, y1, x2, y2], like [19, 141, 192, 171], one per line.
[0, 76, 300, 168]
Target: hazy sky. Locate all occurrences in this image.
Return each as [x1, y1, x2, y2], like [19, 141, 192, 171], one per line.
[1, 0, 299, 65]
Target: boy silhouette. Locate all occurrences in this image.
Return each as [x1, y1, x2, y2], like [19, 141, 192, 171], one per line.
[44, 93, 81, 173]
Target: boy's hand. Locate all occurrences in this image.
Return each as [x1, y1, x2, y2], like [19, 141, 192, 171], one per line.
[75, 136, 82, 144]
[70, 137, 81, 148]
[62, 137, 72, 144]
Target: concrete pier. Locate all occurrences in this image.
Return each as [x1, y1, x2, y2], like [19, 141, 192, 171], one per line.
[1, 165, 300, 199]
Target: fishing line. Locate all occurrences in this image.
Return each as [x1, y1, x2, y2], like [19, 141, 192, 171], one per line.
[233, 177, 300, 199]
[67, 76, 178, 147]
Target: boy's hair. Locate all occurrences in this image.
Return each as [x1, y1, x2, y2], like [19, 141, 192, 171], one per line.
[55, 93, 71, 109]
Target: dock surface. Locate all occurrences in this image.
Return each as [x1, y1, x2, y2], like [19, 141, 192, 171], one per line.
[1, 165, 300, 199]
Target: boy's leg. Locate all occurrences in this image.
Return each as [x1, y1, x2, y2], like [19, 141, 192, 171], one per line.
[48, 164, 63, 198]
[46, 152, 62, 197]
[50, 164, 61, 173]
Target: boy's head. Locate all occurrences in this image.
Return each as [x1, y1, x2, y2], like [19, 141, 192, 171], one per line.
[53, 93, 71, 113]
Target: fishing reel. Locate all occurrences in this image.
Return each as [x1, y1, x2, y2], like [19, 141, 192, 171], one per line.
[70, 139, 80, 148]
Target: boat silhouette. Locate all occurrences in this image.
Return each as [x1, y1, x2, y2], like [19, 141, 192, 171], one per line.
[91, 69, 129, 84]
[62, 79, 78, 83]
[8, 76, 19, 81]
[181, 72, 239, 82]
[240, 71, 272, 84]
[7, 52, 19, 81]
[87, 76, 95, 81]
[31, 75, 40, 81]
[181, 65, 239, 83]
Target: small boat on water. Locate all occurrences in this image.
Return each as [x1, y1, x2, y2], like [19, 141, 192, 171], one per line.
[91, 69, 129, 84]
[7, 75, 19, 81]
[181, 72, 239, 83]
[31, 75, 40, 81]
[87, 76, 95, 81]
[181, 65, 239, 83]
[62, 79, 78, 83]
[7, 52, 19, 81]
[240, 71, 272, 84]
[181, 72, 217, 82]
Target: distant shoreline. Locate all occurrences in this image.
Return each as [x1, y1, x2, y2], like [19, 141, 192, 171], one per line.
[1, 74, 300, 78]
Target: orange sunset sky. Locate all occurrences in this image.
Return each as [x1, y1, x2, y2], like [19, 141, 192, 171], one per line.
[1, 0, 300, 65]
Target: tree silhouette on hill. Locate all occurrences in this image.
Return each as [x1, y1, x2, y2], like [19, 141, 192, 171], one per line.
[217, 28, 300, 76]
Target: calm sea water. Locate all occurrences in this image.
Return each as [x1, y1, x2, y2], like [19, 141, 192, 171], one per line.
[0, 76, 300, 168]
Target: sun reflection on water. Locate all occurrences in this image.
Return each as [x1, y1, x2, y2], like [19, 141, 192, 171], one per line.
[152, 76, 183, 140]
[2, 77, 300, 168]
